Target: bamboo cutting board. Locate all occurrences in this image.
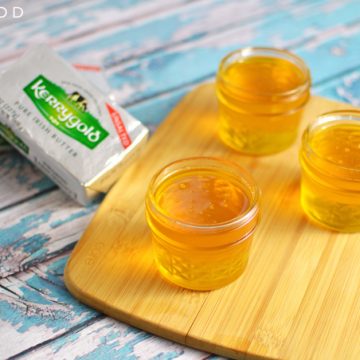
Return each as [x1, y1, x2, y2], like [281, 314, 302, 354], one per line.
[65, 84, 360, 360]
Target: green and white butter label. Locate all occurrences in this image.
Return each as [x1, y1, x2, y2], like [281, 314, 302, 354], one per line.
[23, 75, 109, 149]
[0, 45, 148, 205]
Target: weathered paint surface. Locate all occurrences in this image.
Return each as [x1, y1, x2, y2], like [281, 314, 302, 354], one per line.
[57, 0, 298, 68]
[104, 0, 360, 105]
[0, 152, 54, 211]
[1, 253, 216, 359]
[0, 254, 99, 358]
[0, 0, 359, 358]
[0, 0, 189, 61]
[0, 190, 98, 278]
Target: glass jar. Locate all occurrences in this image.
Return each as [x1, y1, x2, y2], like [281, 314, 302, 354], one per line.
[216, 47, 311, 155]
[145, 157, 260, 291]
[300, 111, 360, 232]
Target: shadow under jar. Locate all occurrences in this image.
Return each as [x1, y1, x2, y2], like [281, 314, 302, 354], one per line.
[216, 47, 311, 155]
[145, 157, 260, 291]
[300, 111, 360, 232]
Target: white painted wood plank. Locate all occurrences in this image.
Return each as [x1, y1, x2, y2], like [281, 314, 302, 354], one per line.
[0, 0, 192, 65]
[0, 190, 97, 278]
[0, 254, 98, 359]
[57, 0, 295, 69]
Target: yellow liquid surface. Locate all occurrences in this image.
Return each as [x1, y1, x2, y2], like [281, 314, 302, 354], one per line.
[301, 123, 360, 232]
[223, 57, 305, 94]
[155, 171, 249, 225]
[148, 168, 255, 290]
[311, 124, 360, 169]
[217, 56, 309, 154]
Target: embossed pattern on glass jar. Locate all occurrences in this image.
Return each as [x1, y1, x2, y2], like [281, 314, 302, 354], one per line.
[216, 47, 311, 155]
[152, 233, 252, 287]
[300, 111, 360, 232]
[146, 157, 260, 290]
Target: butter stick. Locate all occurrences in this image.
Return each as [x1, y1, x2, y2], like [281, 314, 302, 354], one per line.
[0, 44, 149, 205]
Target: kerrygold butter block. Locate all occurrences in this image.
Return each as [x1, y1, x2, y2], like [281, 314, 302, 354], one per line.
[0, 44, 149, 205]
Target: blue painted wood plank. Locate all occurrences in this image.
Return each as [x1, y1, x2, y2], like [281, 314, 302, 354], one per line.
[0, 253, 99, 358]
[0, 190, 98, 278]
[104, 0, 360, 105]
[0, 0, 307, 73]
[58, 0, 302, 68]
[315, 70, 360, 105]
[0, 0, 191, 63]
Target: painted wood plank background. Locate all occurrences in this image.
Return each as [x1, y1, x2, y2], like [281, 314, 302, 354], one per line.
[0, 0, 359, 359]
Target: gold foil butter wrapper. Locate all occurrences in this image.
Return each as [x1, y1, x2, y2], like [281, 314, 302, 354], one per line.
[0, 44, 149, 205]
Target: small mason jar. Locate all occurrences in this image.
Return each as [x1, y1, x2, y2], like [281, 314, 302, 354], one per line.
[216, 47, 311, 155]
[145, 157, 260, 290]
[300, 111, 360, 232]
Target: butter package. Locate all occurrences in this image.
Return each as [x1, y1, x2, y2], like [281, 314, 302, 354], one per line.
[0, 45, 148, 204]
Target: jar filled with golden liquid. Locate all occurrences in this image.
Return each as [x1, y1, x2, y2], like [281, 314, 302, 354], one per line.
[145, 157, 260, 290]
[216, 47, 311, 155]
[300, 111, 360, 232]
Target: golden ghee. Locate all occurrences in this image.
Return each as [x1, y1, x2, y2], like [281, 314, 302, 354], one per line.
[216, 47, 311, 155]
[300, 111, 360, 232]
[145, 157, 260, 290]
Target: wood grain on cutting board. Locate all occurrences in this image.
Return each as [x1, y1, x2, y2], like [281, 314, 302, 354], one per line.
[65, 84, 360, 360]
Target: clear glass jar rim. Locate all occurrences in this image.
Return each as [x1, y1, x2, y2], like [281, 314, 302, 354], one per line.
[146, 157, 260, 233]
[302, 110, 360, 175]
[217, 47, 311, 98]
